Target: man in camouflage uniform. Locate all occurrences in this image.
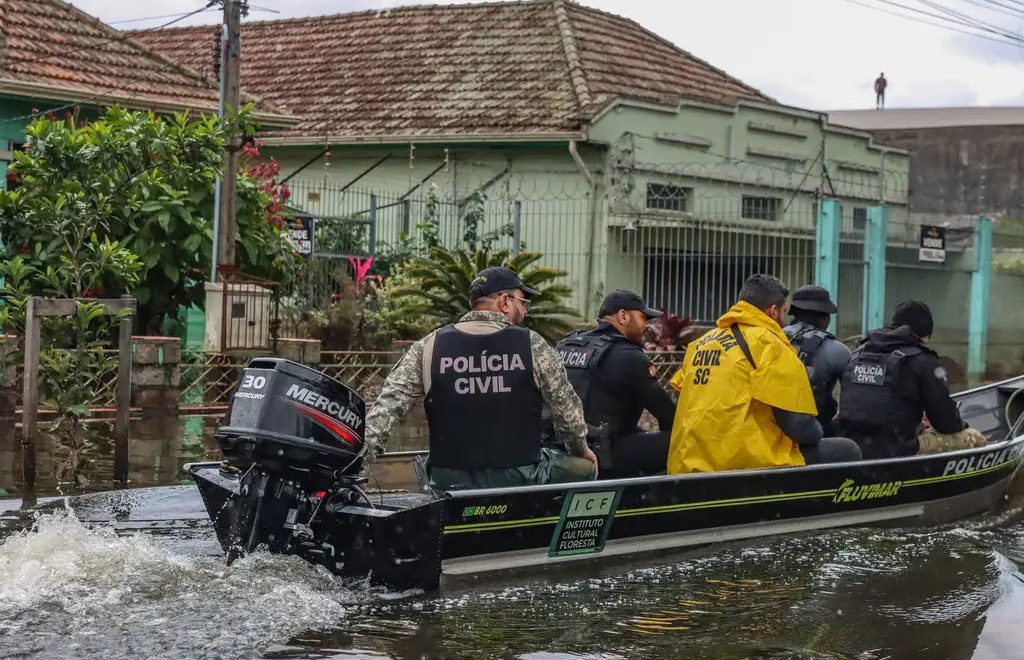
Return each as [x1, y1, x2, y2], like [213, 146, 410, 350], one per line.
[917, 426, 988, 454]
[364, 266, 597, 490]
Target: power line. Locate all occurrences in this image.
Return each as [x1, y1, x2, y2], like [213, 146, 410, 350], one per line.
[989, 0, 1024, 10]
[865, 0, 1024, 43]
[0, 3, 227, 126]
[955, 0, 1024, 21]
[914, 0, 1024, 41]
[3, 1, 217, 69]
[108, 3, 277, 25]
[107, 9, 219, 25]
[840, 0, 1024, 47]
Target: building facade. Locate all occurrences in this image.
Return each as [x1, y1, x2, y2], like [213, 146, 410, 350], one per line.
[137, 0, 910, 326]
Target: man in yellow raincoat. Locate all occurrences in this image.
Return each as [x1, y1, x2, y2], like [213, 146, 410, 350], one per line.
[667, 275, 861, 473]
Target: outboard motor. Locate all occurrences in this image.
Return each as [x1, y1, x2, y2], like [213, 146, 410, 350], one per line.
[212, 358, 369, 562]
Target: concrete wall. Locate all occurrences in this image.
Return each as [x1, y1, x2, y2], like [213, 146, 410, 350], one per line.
[587, 99, 912, 320]
[872, 125, 1024, 222]
[588, 99, 911, 235]
[264, 100, 920, 324]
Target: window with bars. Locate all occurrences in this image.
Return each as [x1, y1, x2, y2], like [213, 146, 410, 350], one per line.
[853, 207, 868, 231]
[741, 196, 780, 221]
[646, 183, 691, 212]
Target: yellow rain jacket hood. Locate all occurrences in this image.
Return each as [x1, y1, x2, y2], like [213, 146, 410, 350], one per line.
[667, 300, 817, 473]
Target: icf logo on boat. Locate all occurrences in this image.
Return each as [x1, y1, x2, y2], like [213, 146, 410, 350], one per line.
[942, 443, 1024, 476]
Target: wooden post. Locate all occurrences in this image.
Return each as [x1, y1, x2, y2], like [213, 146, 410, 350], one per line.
[215, 0, 244, 278]
[19, 296, 137, 491]
[114, 295, 134, 485]
[20, 297, 41, 491]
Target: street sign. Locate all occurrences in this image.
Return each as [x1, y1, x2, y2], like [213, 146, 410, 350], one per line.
[287, 216, 315, 257]
[919, 224, 946, 263]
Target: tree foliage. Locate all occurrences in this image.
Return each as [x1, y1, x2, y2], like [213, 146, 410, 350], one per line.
[389, 247, 581, 342]
[0, 106, 298, 333]
[0, 246, 140, 487]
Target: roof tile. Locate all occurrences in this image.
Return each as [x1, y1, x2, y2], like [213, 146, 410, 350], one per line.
[0, 0, 226, 112]
[132, 0, 770, 141]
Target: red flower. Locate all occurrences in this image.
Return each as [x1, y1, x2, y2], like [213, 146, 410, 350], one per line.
[18, 245, 30, 254]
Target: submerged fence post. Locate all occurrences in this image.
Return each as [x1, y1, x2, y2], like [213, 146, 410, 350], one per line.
[114, 295, 135, 486]
[967, 216, 993, 386]
[862, 205, 888, 335]
[20, 297, 41, 491]
[815, 199, 841, 334]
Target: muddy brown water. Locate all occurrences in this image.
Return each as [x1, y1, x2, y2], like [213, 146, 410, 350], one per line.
[1, 416, 1024, 659]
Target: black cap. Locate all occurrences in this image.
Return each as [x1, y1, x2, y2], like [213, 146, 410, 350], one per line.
[892, 299, 934, 338]
[598, 290, 663, 319]
[468, 266, 540, 299]
[790, 285, 838, 314]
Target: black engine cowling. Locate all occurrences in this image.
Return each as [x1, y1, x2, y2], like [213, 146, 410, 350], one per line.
[216, 357, 366, 491]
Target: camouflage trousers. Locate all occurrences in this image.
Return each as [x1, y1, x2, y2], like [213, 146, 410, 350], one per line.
[428, 448, 597, 491]
[917, 427, 988, 454]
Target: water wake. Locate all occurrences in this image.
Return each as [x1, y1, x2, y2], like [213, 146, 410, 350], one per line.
[0, 506, 358, 659]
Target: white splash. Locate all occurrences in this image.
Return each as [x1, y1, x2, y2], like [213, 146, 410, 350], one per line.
[0, 508, 357, 659]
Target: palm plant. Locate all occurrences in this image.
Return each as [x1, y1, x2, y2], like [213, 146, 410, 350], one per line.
[389, 247, 582, 342]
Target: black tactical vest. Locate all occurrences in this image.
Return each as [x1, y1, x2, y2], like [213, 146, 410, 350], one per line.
[786, 325, 833, 418]
[424, 324, 542, 470]
[838, 344, 923, 451]
[556, 330, 625, 431]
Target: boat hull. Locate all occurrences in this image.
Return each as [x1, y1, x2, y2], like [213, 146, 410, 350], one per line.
[189, 374, 1024, 590]
[189, 434, 1024, 590]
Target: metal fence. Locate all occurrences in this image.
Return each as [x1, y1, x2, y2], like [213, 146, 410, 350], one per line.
[176, 349, 689, 407]
[281, 160, 915, 324]
[275, 160, 1024, 379]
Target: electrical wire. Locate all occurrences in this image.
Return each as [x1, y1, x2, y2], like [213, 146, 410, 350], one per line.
[840, 0, 1024, 47]
[956, 0, 1024, 20]
[107, 8, 219, 25]
[864, 0, 1024, 42]
[3, 1, 218, 69]
[914, 0, 1024, 41]
[0, 4, 226, 126]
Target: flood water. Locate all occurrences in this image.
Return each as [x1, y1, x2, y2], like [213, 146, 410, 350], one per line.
[2, 417, 1024, 659]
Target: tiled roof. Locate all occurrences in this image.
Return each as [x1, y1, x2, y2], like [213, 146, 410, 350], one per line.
[0, 0, 291, 122]
[132, 0, 771, 143]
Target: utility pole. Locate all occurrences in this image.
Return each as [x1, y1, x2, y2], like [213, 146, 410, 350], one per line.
[214, 0, 245, 280]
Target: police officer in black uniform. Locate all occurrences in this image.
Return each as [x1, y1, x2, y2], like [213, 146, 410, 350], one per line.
[783, 285, 852, 437]
[550, 290, 675, 478]
[837, 299, 969, 459]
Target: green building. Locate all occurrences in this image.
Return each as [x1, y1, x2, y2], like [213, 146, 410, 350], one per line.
[138, 0, 910, 330]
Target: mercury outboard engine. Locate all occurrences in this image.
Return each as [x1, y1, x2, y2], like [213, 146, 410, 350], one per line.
[212, 358, 369, 562]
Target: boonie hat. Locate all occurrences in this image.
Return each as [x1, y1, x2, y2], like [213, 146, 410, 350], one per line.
[599, 290, 663, 319]
[790, 285, 838, 314]
[468, 266, 540, 299]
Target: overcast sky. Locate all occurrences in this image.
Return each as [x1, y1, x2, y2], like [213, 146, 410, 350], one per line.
[69, 0, 1024, 111]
